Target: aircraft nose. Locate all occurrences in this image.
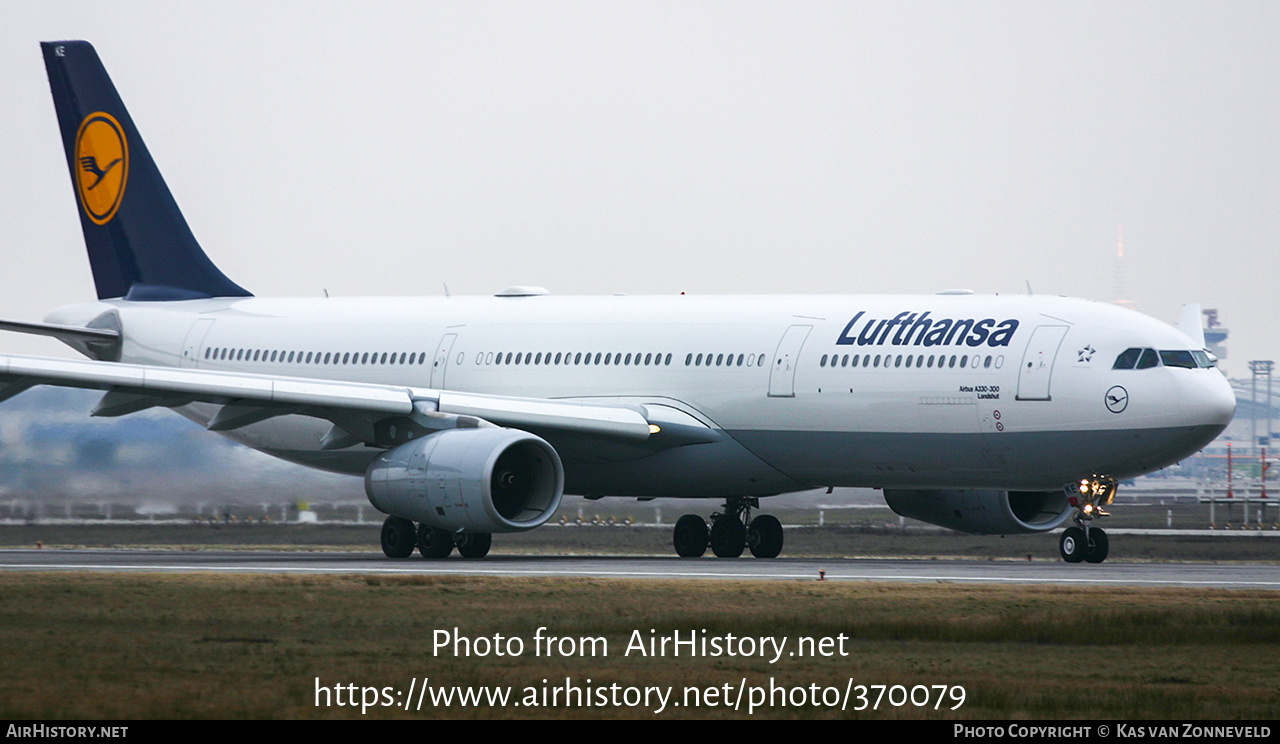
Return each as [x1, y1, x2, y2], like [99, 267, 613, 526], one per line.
[1184, 372, 1237, 428]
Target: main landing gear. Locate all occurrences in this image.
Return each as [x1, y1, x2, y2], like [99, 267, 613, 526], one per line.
[673, 497, 784, 559]
[1059, 476, 1116, 564]
[380, 516, 492, 559]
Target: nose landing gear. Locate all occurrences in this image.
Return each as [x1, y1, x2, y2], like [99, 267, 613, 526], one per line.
[672, 497, 784, 559]
[1060, 476, 1116, 564]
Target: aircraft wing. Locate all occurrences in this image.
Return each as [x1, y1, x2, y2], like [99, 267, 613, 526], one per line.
[0, 353, 653, 445]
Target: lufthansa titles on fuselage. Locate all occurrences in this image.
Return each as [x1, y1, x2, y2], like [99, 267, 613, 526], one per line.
[835, 311, 1019, 348]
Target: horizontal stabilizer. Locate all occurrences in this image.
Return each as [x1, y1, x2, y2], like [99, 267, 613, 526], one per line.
[0, 318, 118, 343]
[0, 316, 122, 361]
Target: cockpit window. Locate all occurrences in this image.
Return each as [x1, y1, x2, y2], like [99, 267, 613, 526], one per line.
[1112, 348, 1142, 370]
[1159, 350, 1197, 369]
[1114, 347, 1214, 370]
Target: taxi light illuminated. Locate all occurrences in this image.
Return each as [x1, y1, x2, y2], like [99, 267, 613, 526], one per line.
[648, 424, 661, 435]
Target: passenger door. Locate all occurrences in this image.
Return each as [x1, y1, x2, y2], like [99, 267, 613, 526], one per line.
[1015, 325, 1069, 401]
[768, 325, 812, 398]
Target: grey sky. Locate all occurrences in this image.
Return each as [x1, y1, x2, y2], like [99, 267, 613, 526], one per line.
[1, 2, 1276, 375]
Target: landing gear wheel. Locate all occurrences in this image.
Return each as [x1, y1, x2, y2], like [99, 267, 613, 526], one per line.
[1059, 526, 1086, 563]
[673, 515, 709, 558]
[381, 516, 417, 558]
[1083, 528, 1109, 564]
[747, 515, 784, 558]
[417, 524, 453, 559]
[709, 516, 746, 558]
[456, 532, 492, 559]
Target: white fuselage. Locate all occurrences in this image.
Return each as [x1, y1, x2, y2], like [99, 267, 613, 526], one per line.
[46, 292, 1236, 499]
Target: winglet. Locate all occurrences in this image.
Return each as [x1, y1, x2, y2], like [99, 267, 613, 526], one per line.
[41, 41, 251, 301]
[1177, 303, 1206, 348]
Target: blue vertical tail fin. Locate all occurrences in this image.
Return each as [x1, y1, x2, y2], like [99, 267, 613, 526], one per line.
[41, 41, 251, 301]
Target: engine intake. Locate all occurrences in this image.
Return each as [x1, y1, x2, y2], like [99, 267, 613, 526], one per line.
[365, 427, 564, 533]
[883, 489, 1072, 534]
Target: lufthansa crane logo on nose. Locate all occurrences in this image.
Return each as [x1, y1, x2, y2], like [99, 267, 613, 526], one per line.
[74, 111, 129, 225]
[1105, 385, 1129, 414]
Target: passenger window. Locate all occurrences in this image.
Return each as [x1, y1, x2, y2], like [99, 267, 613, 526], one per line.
[1136, 348, 1160, 369]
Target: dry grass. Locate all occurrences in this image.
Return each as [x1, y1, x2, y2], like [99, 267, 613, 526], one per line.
[1, 573, 1278, 719]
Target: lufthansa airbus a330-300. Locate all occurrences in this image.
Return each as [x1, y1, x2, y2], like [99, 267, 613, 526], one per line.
[1, 41, 1235, 563]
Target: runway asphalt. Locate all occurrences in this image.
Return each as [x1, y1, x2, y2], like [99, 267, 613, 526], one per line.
[2, 548, 1279, 589]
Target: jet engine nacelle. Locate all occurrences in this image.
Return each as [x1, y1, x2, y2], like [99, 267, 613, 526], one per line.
[365, 427, 564, 533]
[882, 489, 1073, 535]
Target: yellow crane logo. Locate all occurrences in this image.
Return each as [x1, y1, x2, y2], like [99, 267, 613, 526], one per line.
[74, 111, 128, 225]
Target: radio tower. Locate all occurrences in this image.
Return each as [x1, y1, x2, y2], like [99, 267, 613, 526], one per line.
[1112, 226, 1136, 310]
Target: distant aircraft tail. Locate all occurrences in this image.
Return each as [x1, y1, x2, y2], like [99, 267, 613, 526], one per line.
[41, 41, 251, 301]
[1176, 303, 1207, 348]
